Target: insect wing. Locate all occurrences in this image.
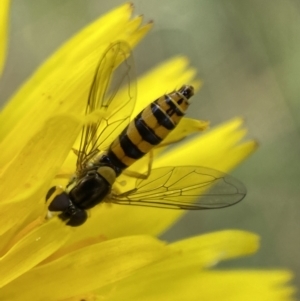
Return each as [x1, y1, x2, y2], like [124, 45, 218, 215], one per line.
[111, 166, 246, 209]
[77, 41, 136, 171]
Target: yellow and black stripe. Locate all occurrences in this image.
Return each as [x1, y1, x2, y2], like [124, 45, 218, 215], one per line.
[107, 85, 194, 174]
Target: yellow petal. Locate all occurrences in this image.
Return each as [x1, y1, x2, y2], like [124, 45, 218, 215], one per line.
[0, 114, 82, 201]
[0, 218, 70, 289]
[0, 0, 10, 75]
[0, 114, 83, 233]
[0, 235, 169, 300]
[169, 230, 259, 268]
[98, 269, 295, 301]
[154, 117, 257, 171]
[91, 231, 294, 301]
[157, 117, 209, 147]
[0, 3, 151, 168]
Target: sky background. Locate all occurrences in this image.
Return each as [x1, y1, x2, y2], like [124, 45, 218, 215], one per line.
[1, 0, 300, 288]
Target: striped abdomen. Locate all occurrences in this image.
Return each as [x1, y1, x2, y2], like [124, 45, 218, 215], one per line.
[107, 85, 194, 174]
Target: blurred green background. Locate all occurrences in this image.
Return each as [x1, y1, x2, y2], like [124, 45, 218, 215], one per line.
[1, 0, 300, 287]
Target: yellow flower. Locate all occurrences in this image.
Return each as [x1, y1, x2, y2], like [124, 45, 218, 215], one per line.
[0, 3, 295, 300]
[0, 0, 10, 75]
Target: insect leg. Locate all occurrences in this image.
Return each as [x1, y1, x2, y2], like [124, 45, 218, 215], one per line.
[122, 150, 153, 179]
[54, 173, 74, 179]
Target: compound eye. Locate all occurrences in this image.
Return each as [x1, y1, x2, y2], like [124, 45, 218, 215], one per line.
[48, 192, 70, 211]
[66, 210, 88, 227]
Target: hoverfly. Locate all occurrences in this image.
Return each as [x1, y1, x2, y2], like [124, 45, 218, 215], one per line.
[46, 41, 246, 226]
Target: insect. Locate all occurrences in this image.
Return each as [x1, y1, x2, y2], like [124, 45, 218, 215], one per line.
[46, 41, 246, 227]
